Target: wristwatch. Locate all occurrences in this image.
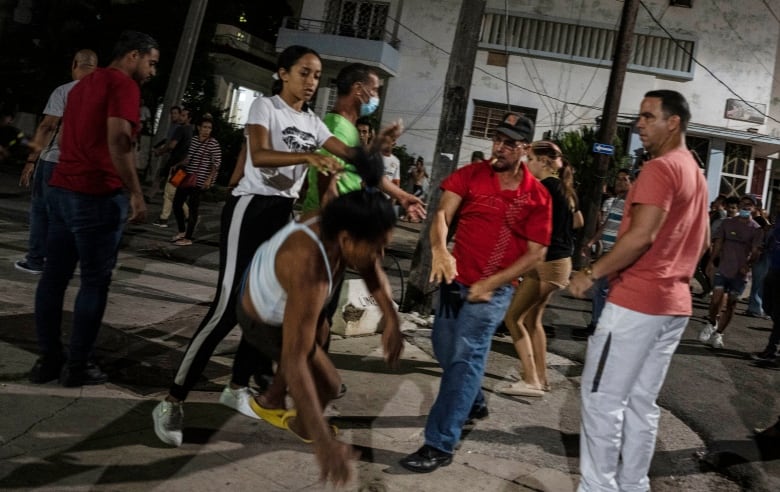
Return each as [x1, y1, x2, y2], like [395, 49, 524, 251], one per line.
[581, 266, 597, 281]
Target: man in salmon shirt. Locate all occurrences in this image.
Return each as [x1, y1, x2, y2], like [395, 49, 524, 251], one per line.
[400, 113, 552, 473]
[569, 90, 709, 491]
[29, 31, 159, 387]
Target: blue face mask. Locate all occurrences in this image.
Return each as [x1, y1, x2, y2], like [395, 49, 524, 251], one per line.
[739, 209, 751, 218]
[360, 96, 380, 116]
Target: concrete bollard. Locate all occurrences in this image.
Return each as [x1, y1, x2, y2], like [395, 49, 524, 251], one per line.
[330, 279, 398, 336]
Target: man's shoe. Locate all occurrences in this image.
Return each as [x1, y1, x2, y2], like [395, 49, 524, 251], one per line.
[467, 404, 489, 422]
[59, 361, 108, 387]
[153, 400, 183, 447]
[29, 355, 64, 383]
[709, 332, 724, 349]
[14, 260, 43, 274]
[743, 310, 770, 319]
[152, 218, 168, 228]
[219, 385, 260, 420]
[400, 445, 453, 473]
[698, 322, 716, 343]
[750, 349, 777, 361]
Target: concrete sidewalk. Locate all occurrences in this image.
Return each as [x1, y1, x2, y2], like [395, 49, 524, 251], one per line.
[0, 166, 747, 490]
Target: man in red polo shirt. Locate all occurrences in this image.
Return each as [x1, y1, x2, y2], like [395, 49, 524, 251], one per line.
[30, 31, 159, 387]
[400, 113, 552, 473]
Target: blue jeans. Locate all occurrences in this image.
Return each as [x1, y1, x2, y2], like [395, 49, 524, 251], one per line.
[25, 159, 57, 268]
[591, 276, 609, 326]
[34, 187, 128, 364]
[424, 281, 514, 454]
[748, 254, 769, 315]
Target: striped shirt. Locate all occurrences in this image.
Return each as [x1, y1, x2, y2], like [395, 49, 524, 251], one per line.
[184, 136, 221, 188]
[600, 196, 626, 252]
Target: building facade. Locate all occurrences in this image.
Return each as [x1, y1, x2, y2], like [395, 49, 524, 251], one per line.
[277, 0, 780, 205]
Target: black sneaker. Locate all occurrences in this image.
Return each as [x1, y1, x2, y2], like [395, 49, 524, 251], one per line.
[750, 350, 777, 362]
[29, 355, 65, 383]
[15, 260, 43, 275]
[400, 444, 453, 473]
[59, 361, 108, 387]
[152, 219, 168, 228]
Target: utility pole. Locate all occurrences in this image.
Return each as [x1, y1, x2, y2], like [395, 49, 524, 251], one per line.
[151, 0, 209, 151]
[578, 0, 640, 267]
[402, 0, 487, 313]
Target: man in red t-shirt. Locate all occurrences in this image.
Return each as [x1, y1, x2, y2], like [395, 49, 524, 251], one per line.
[569, 90, 709, 491]
[30, 31, 159, 388]
[400, 113, 552, 473]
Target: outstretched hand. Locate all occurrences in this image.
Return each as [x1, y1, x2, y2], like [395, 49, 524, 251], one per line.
[306, 153, 343, 175]
[315, 439, 360, 487]
[429, 249, 457, 285]
[400, 194, 426, 222]
[380, 314, 404, 368]
[372, 119, 404, 154]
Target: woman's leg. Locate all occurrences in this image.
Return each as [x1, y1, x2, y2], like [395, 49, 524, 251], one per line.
[504, 277, 542, 386]
[185, 189, 202, 239]
[526, 282, 559, 388]
[172, 187, 188, 233]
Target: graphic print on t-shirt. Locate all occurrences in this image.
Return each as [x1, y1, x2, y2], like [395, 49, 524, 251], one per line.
[261, 126, 318, 190]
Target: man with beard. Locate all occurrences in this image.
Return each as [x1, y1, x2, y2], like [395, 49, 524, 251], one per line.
[400, 113, 552, 473]
[30, 31, 158, 387]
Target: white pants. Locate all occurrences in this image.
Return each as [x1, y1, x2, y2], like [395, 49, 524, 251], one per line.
[578, 302, 688, 492]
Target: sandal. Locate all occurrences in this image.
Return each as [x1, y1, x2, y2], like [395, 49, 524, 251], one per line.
[171, 232, 185, 242]
[248, 398, 295, 429]
[496, 380, 544, 397]
[174, 238, 193, 246]
[282, 413, 338, 444]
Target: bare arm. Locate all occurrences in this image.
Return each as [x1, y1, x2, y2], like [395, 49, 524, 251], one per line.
[569, 203, 667, 298]
[19, 114, 61, 186]
[107, 116, 146, 223]
[359, 258, 403, 365]
[278, 248, 355, 484]
[429, 190, 462, 284]
[380, 176, 426, 221]
[228, 140, 246, 188]
[247, 124, 341, 173]
[589, 204, 667, 279]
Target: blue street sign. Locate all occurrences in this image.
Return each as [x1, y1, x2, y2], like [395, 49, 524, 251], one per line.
[593, 142, 615, 155]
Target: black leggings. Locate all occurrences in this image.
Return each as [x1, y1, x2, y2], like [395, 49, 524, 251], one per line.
[168, 194, 294, 401]
[173, 186, 201, 239]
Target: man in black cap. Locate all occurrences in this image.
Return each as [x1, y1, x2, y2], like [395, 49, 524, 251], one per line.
[400, 113, 552, 472]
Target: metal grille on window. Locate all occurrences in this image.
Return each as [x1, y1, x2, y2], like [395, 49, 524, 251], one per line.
[479, 12, 695, 78]
[326, 0, 390, 41]
[719, 142, 752, 197]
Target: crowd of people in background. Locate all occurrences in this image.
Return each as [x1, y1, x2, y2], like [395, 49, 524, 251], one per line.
[6, 38, 780, 488]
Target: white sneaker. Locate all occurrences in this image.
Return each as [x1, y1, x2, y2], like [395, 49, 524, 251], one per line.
[709, 332, 724, 349]
[219, 385, 260, 420]
[153, 400, 183, 447]
[698, 322, 716, 343]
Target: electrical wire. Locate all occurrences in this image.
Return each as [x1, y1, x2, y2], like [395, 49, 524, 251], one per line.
[711, 0, 780, 88]
[639, 0, 780, 125]
[761, 0, 780, 23]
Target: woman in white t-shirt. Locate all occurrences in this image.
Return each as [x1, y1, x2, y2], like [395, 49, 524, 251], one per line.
[153, 45, 400, 449]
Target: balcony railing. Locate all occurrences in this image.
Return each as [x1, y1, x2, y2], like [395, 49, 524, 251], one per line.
[282, 16, 400, 49]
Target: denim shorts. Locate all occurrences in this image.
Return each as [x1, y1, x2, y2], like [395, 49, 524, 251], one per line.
[713, 273, 747, 297]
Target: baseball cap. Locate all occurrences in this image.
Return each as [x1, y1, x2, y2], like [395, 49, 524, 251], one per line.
[495, 112, 534, 142]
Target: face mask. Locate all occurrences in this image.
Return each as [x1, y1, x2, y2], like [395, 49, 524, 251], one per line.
[360, 96, 380, 116]
[739, 209, 751, 218]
